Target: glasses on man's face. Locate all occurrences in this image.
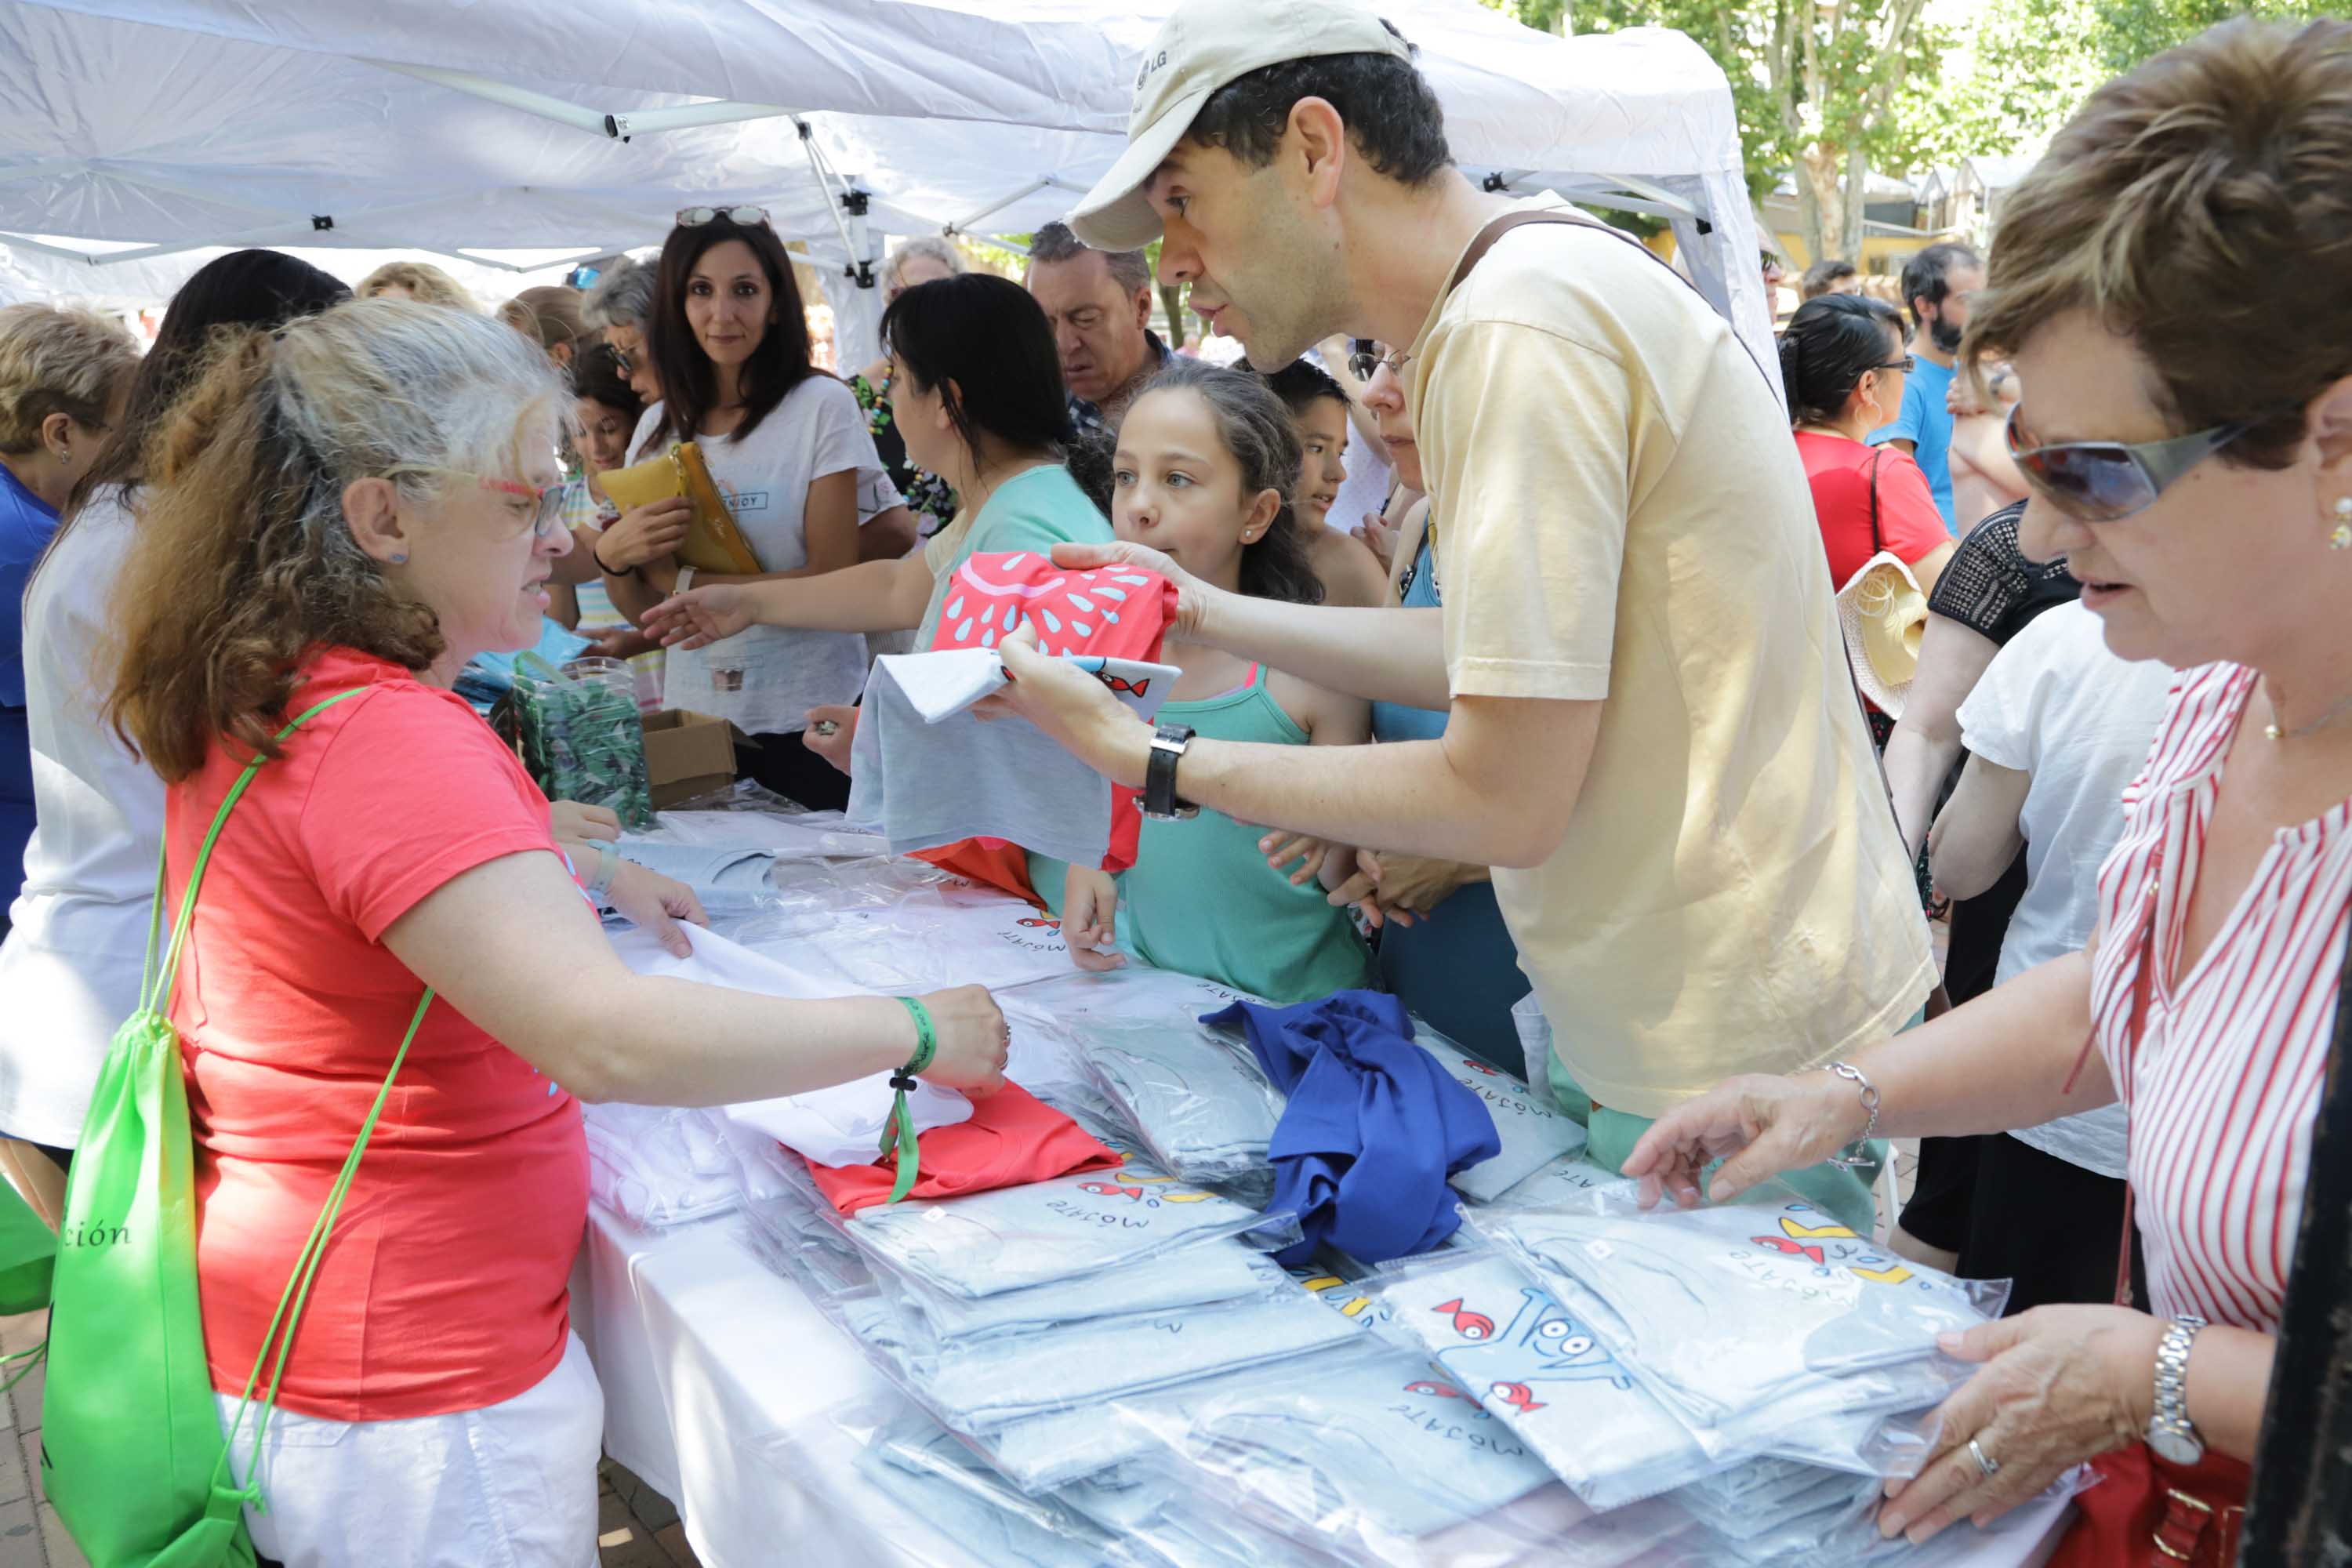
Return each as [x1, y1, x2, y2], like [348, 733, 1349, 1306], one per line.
[676, 205, 771, 229]
[1348, 341, 1413, 382]
[2002, 405, 2250, 523]
[382, 466, 568, 539]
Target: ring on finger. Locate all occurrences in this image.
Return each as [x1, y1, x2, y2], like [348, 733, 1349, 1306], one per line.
[1966, 1438, 1999, 1481]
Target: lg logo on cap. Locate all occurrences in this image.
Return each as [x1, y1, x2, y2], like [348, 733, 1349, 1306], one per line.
[1134, 48, 1171, 96]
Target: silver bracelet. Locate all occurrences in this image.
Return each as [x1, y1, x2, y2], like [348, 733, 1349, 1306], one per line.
[1822, 1060, 1882, 1170]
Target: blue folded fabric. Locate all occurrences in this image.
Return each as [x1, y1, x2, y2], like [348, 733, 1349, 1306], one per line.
[1200, 990, 1498, 1265]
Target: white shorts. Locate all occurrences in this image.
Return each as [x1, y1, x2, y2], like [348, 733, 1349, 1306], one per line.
[214, 1333, 604, 1568]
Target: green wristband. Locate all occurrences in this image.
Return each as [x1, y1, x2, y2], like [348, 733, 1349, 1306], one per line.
[894, 996, 937, 1077]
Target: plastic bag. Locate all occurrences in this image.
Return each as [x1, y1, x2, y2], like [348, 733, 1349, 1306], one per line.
[579, 1102, 741, 1227]
[1411, 1028, 1588, 1202]
[859, 1417, 1124, 1568]
[1073, 1018, 1284, 1186]
[1465, 1181, 2008, 1466]
[512, 652, 653, 828]
[1375, 1250, 1730, 1512]
[873, 1237, 1277, 1345]
[1112, 1340, 1688, 1568]
[836, 1258, 1358, 1434]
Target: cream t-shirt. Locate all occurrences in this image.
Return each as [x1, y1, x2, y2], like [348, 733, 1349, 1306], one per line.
[1408, 200, 1934, 1116]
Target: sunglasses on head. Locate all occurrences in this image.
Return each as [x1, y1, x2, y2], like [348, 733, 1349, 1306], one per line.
[676, 205, 771, 229]
[2003, 405, 2250, 522]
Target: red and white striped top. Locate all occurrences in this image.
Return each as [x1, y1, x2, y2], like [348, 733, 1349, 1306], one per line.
[2091, 662, 2350, 1332]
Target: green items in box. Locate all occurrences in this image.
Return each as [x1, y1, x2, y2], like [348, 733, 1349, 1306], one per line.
[512, 653, 654, 829]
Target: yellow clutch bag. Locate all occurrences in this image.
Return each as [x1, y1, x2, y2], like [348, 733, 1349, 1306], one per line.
[597, 442, 761, 575]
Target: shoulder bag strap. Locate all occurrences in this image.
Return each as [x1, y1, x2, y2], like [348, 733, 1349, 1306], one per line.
[1869, 451, 1886, 558]
[1445, 209, 1773, 389]
[149, 686, 438, 1517]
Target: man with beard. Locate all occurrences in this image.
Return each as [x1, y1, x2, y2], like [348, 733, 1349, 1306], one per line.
[1871, 241, 1985, 532]
[985, 0, 1933, 1231]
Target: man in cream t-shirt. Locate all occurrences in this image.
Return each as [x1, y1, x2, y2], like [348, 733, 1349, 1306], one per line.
[988, 0, 1932, 1230]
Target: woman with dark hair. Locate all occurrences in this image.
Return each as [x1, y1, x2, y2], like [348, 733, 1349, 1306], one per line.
[1259, 360, 1393, 608]
[0, 249, 346, 1175]
[1051, 360, 1374, 1004]
[641, 272, 1112, 768]
[1784, 292, 1958, 594]
[552, 345, 663, 680]
[596, 209, 902, 809]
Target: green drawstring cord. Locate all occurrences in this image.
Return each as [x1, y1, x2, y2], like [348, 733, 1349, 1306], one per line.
[879, 997, 938, 1203]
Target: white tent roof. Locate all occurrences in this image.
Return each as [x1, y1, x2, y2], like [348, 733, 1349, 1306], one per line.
[0, 0, 1771, 374]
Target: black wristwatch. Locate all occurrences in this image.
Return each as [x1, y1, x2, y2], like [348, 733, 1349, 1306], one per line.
[1142, 721, 1199, 821]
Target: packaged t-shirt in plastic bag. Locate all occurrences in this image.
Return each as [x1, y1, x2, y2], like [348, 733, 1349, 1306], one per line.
[1467, 1181, 2007, 1463]
[1377, 1250, 1726, 1511]
[579, 1102, 741, 1228]
[1412, 1029, 1588, 1202]
[873, 1237, 1276, 1345]
[1073, 1018, 1286, 1185]
[839, 1256, 1358, 1433]
[1116, 1340, 1687, 1568]
[859, 1417, 1123, 1568]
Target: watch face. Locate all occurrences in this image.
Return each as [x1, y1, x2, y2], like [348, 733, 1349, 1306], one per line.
[2147, 1425, 2203, 1466]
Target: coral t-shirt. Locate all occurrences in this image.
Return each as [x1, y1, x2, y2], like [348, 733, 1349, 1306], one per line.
[166, 647, 586, 1421]
[1796, 431, 1951, 588]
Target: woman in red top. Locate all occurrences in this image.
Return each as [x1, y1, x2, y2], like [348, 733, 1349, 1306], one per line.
[100, 301, 1011, 1567]
[1783, 292, 1958, 594]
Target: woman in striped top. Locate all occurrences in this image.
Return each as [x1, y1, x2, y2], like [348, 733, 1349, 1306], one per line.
[1624, 20, 2352, 1564]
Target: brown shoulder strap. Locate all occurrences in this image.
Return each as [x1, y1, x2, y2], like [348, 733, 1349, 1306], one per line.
[1446, 208, 1771, 388]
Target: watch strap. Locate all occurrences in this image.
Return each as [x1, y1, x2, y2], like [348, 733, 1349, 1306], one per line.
[1145, 722, 1196, 820]
[2151, 1313, 2206, 1449]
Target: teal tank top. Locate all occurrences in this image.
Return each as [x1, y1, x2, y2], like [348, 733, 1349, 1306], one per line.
[1099, 664, 1373, 1004]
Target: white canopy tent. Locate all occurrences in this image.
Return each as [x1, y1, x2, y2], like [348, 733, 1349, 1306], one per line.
[0, 0, 1771, 375]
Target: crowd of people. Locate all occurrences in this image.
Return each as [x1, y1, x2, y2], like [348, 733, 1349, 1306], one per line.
[0, 2, 2345, 1564]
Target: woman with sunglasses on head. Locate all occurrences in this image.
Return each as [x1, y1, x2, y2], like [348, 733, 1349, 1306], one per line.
[594, 207, 906, 810]
[83, 299, 1007, 1566]
[1627, 22, 2352, 1563]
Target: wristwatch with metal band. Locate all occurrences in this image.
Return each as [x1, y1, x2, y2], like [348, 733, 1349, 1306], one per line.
[2146, 1314, 2208, 1465]
[1143, 722, 1198, 820]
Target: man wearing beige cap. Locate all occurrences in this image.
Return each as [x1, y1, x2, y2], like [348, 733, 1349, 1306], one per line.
[991, 0, 1933, 1231]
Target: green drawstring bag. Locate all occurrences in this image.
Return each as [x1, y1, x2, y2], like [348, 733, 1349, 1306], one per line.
[0, 1177, 55, 1318]
[42, 691, 433, 1567]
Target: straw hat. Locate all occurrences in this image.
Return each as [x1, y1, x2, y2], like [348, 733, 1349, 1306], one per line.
[1835, 551, 1929, 717]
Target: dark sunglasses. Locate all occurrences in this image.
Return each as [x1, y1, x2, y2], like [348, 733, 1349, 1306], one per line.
[2004, 405, 2249, 522]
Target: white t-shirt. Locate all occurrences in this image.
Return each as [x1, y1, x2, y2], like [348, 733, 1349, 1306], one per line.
[1957, 599, 2173, 1178]
[0, 488, 160, 1146]
[630, 377, 899, 735]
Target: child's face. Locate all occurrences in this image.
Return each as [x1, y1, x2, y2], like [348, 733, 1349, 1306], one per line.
[1294, 397, 1348, 528]
[1111, 388, 1279, 593]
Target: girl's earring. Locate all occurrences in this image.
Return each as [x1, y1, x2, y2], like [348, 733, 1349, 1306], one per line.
[2332, 495, 2352, 551]
[389, 552, 408, 564]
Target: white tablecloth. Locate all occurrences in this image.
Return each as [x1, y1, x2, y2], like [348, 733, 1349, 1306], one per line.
[568, 1201, 2078, 1568]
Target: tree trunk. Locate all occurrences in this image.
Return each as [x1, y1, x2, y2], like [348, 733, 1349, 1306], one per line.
[1841, 145, 1871, 264]
[1799, 147, 1846, 266]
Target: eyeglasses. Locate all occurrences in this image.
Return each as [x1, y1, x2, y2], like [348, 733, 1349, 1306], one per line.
[676, 205, 771, 229]
[2002, 405, 2249, 522]
[1874, 357, 1917, 376]
[610, 346, 634, 376]
[381, 466, 568, 538]
[1348, 342, 1414, 382]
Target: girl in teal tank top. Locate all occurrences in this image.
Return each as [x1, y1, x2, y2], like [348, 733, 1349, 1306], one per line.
[1052, 362, 1374, 1004]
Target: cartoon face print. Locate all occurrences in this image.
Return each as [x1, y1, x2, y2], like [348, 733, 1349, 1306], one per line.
[1755, 1209, 1915, 1287]
[1431, 1285, 1633, 1417]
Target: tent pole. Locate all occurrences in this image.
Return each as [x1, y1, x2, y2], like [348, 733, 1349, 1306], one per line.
[946, 178, 1052, 235]
[608, 101, 795, 136]
[0, 232, 108, 266]
[359, 60, 609, 135]
[0, 158, 94, 188]
[793, 125, 869, 285]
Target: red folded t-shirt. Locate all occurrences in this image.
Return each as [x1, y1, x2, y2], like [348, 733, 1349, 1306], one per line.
[807, 1081, 1120, 1214]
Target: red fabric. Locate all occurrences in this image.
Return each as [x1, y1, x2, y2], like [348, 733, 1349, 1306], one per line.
[1797, 432, 1951, 588]
[927, 551, 1178, 873]
[912, 840, 1044, 908]
[805, 1081, 1120, 1214]
[2047, 1446, 2249, 1568]
[168, 648, 586, 1421]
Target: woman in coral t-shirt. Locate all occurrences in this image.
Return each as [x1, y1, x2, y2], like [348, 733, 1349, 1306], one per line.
[1781, 292, 1958, 595]
[99, 301, 1011, 1567]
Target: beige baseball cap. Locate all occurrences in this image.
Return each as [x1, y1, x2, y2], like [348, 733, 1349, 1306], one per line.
[1069, 0, 1414, 252]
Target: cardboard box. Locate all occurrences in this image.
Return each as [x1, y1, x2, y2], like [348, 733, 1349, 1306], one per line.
[641, 709, 741, 808]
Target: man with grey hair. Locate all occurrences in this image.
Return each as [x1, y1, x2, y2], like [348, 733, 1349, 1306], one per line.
[580, 256, 659, 403]
[1025, 220, 1167, 436]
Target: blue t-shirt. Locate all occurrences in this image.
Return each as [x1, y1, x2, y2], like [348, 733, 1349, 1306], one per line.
[1869, 357, 1957, 533]
[0, 463, 62, 916]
